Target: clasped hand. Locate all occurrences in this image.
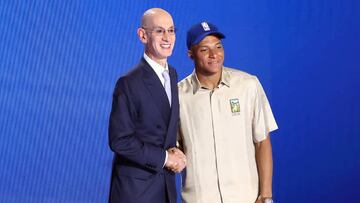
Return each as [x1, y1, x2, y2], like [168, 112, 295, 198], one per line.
[165, 147, 186, 173]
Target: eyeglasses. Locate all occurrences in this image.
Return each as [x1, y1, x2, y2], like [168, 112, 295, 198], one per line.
[142, 27, 177, 36]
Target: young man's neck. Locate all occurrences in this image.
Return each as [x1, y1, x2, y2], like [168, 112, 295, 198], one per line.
[196, 70, 222, 90]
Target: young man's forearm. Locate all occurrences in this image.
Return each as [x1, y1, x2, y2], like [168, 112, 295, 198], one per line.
[255, 135, 273, 198]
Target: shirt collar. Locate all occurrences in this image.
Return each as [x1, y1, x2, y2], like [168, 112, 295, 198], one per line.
[143, 53, 168, 75]
[191, 67, 231, 94]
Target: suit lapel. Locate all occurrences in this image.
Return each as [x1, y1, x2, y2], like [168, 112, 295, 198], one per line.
[140, 59, 171, 124]
[164, 67, 179, 147]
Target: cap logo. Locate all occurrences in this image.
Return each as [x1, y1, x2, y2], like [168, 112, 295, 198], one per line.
[201, 22, 210, 31]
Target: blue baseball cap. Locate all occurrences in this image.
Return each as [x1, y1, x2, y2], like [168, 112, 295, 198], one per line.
[186, 21, 225, 49]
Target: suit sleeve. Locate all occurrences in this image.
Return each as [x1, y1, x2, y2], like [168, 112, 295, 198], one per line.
[108, 77, 166, 172]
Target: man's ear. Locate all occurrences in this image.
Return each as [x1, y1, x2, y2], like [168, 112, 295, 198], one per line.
[137, 28, 147, 44]
[187, 49, 193, 60]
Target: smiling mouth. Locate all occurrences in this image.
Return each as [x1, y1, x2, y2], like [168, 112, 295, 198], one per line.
[160, 44, 171, 49]
[208, 60, 219, 65]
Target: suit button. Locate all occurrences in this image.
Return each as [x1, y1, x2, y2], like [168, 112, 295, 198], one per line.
[156, 125, 161, 129]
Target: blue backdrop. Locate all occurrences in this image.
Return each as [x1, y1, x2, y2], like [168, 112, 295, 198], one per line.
[1, 1, 359, 202]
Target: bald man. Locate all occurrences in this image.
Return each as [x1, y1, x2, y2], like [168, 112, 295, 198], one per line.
[108, 8, 186, 203]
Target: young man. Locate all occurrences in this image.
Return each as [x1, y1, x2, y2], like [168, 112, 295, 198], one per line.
[108, 8, 186, 203]
[178, 22, 278, 203]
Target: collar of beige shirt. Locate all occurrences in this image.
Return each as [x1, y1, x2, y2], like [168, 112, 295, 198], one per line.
[190, 67, 231, 94]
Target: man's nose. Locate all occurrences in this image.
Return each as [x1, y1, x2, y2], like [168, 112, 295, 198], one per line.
[162, 31, 170, 41]
[208, 49, 217, 58]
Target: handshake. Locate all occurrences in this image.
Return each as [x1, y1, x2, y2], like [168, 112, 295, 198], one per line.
[165, 147, 186, 173]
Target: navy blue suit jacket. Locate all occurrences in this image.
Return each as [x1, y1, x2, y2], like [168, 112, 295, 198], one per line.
[108, 58, 179, 203]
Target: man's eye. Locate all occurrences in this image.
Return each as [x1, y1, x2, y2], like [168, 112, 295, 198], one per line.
[200, 49, 208, 52]
[168, 29, 175, 34]
[154, 29, 164, 34]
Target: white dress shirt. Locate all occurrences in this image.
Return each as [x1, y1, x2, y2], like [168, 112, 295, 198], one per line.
[143, 53, 168, 87]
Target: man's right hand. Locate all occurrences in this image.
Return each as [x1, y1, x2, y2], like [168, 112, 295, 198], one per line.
[165, 148, 186, 173]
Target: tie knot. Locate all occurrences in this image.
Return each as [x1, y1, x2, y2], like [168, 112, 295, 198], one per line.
[162, 70, 170, 80]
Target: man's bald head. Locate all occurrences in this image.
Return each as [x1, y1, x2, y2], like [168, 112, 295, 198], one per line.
[141, 8, 173, 28]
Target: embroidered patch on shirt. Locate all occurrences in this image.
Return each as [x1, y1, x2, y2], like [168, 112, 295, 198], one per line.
[229, 98, 240, 115]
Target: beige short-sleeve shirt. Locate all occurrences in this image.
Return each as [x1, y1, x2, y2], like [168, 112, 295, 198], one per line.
[178, 67, 278, 203]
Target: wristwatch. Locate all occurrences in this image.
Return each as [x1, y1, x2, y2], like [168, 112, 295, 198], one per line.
[258, 196, 273, 203]
[263, 197, 273, 203]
